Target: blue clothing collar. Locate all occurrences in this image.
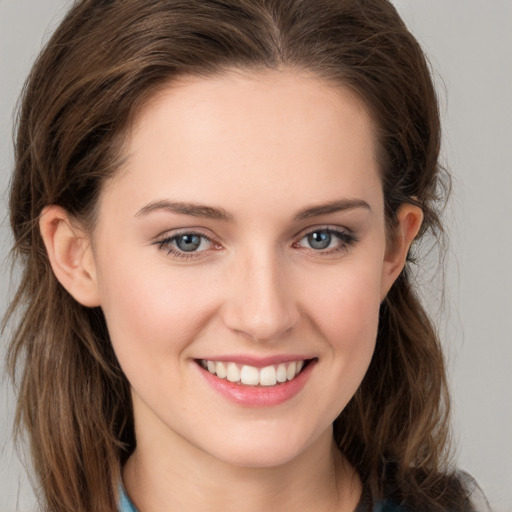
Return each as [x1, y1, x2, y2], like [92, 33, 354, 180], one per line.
[119, 484, 138, 512]
[117, 484, 397, 512]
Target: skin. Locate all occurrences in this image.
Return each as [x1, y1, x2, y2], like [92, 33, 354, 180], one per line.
[40, 69, 423, 512]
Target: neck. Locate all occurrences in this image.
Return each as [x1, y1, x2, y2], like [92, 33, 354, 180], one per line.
[123, 423, 361, 512]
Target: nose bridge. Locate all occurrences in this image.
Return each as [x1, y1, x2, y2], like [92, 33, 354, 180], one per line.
[223, 246, 299, 342]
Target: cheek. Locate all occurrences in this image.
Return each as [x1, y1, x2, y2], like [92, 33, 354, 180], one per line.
[96, 251, 219, 373]
[304, 261, 383, 341]
[300, 258, 383, 396]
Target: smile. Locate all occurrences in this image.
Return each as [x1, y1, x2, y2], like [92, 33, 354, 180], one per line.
[198, 359, 307, 387]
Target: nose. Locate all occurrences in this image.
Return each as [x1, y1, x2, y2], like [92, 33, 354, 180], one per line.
[221, 250, 300, 343]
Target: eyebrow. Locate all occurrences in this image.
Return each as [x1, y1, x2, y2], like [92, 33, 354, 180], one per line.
[135, 200, 233, 221]
[294, 199, 371, 220]
[135, 198, 370, 222]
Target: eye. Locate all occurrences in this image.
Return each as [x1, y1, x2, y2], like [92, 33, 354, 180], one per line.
[174, 233, 208, 252]
[295, 228, 356, 252]
[305, 231, 334, 250]
[155, 231, 215, 258]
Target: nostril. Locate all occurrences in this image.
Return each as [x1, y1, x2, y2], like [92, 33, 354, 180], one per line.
[221, 269, 300, 342]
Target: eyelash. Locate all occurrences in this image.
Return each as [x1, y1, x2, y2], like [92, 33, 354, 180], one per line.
[154, 231, 217, 260]
[154, 227, 358, 260]
[293, 228, 358, 255]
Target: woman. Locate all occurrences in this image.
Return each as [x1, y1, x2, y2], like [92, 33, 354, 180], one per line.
[4, 0, 488, 511]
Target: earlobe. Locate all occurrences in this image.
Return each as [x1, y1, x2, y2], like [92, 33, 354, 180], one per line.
[39, 205, 101, 307]
[380, 203, 424, 300]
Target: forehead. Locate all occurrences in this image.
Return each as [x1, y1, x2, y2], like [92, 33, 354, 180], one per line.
[104, 69, 382, 217]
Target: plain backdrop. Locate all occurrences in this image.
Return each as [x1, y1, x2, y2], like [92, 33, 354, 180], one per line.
[1, 1, 511, 510]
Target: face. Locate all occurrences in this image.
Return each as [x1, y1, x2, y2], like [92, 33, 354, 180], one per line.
[88, 70, 400, 468]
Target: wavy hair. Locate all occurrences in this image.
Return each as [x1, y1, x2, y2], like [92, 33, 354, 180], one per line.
[5, 1, 461, 510]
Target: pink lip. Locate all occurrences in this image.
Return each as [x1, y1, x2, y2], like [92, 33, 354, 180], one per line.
[197, 354, 316, 368]
[195, 358, 316, 407]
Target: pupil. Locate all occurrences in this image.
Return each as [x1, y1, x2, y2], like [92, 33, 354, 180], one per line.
[176, 234, 201, 251]
[308, 231, 331, 250]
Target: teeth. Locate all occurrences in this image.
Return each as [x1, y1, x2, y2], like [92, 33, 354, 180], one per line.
[226, 362, 240, 383]
[201, 359, 307, 387]
[240, 365, 260, 385]
[286, 361, 297, 381]
[259, 366, 277, 386]
[216, 361, 227, 379]
[276, 363, 287, 383]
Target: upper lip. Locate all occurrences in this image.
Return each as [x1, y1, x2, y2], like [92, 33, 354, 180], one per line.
[195, 354, 316, 368]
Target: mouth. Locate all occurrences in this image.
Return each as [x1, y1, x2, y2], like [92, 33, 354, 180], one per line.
[196, 359, 313, 387]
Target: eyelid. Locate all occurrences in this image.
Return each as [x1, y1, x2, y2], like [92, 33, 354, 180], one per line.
[153, 225, 216, 240]
[153, 228, 222, 259]
[293, 224, 354, 240]
[151, 224, 358, 260]
[292, 225, 358, 253]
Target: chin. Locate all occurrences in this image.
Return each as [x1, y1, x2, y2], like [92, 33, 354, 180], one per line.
[196, 420, 333, 470]
[220, 447, 301, 469]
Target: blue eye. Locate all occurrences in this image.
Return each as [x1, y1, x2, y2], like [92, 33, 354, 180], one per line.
[156, 232, 213, 257]
[297, 228, 355, 252]
[307, 231, 332, 250]
[175, 234, 203, 252]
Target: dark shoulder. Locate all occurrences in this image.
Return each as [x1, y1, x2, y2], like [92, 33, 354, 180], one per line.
[356, 468, 490, 512]
[453, 471, 491, 512]
[398, 469, 490, 512]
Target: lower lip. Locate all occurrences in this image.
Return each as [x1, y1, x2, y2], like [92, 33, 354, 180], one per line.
[196, 360, 316, 407]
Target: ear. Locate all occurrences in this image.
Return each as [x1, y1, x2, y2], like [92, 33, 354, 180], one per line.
[39, 205, 101, 307]
[380, 203, 423, 300]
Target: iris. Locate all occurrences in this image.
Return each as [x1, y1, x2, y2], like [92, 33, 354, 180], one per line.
[307, 231, 332, 250]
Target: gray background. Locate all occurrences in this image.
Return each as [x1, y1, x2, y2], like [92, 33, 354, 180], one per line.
[1, 1, 511, 510]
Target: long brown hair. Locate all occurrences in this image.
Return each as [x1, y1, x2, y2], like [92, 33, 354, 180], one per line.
[5, 1, 462, 510]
